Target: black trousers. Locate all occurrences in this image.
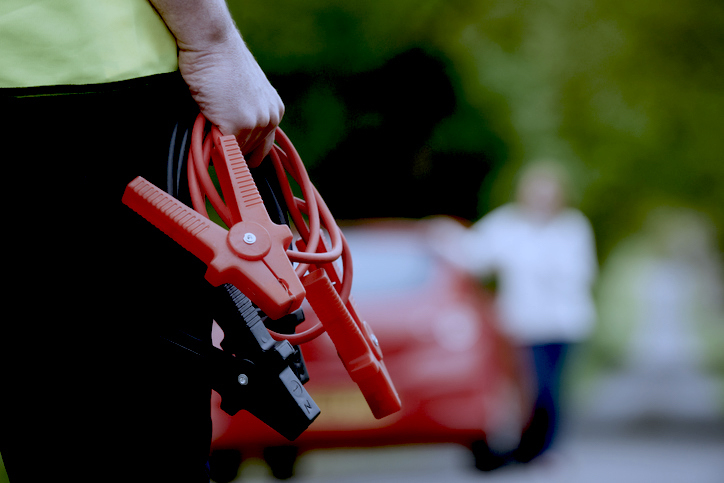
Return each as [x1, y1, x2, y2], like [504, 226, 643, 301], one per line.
[1, 73, 213, 483]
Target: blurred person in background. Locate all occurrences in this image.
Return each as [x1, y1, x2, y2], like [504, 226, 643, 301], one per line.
[1, 1, 283, 482]
[433, 160, 598, 467]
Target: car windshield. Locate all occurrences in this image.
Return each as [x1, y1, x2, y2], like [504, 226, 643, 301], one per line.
[344, 230, 435, 296]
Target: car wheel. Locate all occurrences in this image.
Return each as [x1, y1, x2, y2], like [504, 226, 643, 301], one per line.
[208, 449, 242, 483]
[471, 440, 508, 472]
[263, 445, 298, 480]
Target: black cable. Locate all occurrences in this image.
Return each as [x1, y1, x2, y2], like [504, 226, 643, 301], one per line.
[166, 122, 178, 196]
[166, 112, 197, 201]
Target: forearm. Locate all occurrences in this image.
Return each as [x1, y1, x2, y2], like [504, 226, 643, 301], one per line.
[149, 0, 238, 51]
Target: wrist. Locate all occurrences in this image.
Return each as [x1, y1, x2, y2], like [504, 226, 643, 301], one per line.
[176, 16, 238, 53]
[151, 0, 238, 52]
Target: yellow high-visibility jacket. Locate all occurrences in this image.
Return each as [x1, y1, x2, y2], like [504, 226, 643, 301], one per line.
[0, 0, 178, 88]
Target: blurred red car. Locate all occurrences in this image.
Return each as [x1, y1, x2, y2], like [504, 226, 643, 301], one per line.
[208, 218, 523, 481]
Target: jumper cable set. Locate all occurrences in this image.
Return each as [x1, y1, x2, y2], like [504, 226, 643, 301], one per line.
[122, 114, 401, 439]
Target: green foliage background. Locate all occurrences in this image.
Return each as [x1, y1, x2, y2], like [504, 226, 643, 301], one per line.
[229, 0, 724, 263]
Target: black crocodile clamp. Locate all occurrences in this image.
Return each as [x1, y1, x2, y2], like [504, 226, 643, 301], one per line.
[165, 283, 320, 441]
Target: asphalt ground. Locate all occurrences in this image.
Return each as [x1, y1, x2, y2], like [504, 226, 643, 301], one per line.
[221, 361, 724, 483]
[224, 418, 724, 483]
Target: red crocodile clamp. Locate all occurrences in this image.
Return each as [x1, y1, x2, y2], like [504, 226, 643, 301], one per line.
[303, 269, 400, 419]
[293, 230, 400, 419]
[121, 131, 305, 321]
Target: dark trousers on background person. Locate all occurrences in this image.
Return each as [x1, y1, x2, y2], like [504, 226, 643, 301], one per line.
[514, 342, 569, 462]
[471, 341, 571, 471]
[1, 74, 213, 483]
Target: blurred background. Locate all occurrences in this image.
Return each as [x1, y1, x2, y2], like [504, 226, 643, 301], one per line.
[213, 0, 724, 482]
[5, 1, 721, 482]
[232, 0, 724, 243]
[200, 0, 724, 482]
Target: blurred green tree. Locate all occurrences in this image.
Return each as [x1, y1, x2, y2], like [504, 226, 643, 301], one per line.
[228, 0, 724, 261]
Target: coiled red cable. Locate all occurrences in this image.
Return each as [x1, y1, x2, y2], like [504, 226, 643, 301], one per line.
[186, 114, 353, 345]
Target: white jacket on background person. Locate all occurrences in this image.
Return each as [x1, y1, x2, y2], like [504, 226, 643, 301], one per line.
[460, 203, 598, 345]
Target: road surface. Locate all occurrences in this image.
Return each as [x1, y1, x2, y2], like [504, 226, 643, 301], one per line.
[225, 419, 724, 483]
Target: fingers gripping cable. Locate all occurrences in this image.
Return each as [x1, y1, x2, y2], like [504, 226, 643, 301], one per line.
[122, 114, 401, 419]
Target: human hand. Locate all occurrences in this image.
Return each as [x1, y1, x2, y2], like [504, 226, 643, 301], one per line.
[178, 31, 284, 167]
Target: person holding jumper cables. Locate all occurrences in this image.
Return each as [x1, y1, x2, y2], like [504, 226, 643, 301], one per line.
[1, 1, 284, 481]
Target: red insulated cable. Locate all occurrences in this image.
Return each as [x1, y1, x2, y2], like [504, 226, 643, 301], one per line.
[188, 115, 232, 226]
